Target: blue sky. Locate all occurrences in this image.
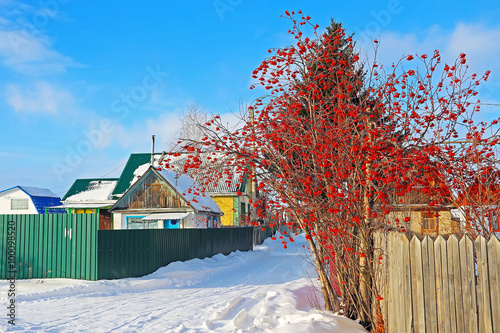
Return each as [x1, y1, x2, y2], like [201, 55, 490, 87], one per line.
[0, 0, 499, 197]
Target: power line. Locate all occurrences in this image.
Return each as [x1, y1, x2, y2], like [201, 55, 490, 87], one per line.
[100, 162, 127, 178]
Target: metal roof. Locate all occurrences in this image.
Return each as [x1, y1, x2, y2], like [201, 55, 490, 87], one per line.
[63, 178, 119, 201]
[0, 186, 59, 198]
[111, 153, 152, 198]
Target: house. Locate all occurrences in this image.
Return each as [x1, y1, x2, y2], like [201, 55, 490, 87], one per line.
[386, 178, 460, 237]
[112, 153, 252, 226]
[0, 186, 63, 214]
[455, 176, 500, 236]
[52, 178, 118, 230]
[110, 166, 222, 229]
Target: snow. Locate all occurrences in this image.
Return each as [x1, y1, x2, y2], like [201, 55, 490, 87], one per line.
[65, 180, 117, 202]
[131, 162, 153, 186]
[0, 234, 366, 332]
[157, 169, 223, 214]
[18, 186, 59, 198]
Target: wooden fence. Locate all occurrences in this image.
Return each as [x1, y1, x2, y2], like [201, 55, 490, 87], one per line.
[375, 232, 500, 332]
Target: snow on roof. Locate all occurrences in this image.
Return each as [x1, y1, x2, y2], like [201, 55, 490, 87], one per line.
[131, 162, 153, 187]
[65, 180, 118, 202]
[156, 168, 223, 214]
[18, 186, 59, 198]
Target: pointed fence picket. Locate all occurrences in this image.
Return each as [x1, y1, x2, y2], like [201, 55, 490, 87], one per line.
[375, 231, 500, 333]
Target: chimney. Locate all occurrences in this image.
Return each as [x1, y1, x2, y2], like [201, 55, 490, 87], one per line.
[151, 135, 156, 166]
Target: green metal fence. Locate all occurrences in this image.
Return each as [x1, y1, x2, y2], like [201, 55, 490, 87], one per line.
[1, 214, 253, 281]
[97, 227, 254, 279]
[0, 214, 99, 280]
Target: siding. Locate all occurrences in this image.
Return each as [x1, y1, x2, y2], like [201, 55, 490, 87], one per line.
[214, 196, 234, 226]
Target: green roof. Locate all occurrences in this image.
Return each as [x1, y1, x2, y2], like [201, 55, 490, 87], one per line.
[111, 153, 153, 199]
[63, 178, 119, 201]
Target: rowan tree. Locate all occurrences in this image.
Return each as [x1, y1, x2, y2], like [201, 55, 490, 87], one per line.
[161, 12, 498, 331]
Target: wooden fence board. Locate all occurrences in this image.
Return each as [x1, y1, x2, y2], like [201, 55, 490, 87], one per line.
[410, 236, 425, 333]
[422, 235, 438, 333]
[459, 236, 478, 333]
[400, 234, 412, 333]
[387, 232, 397, 333]
[446, 236, 463, 333]
[475, 236, 493, 333]
[395, 232, 405, 332]
[488, 236, 500, 332]
[393, 232, 404, 332]
[435, 235, 452, 333]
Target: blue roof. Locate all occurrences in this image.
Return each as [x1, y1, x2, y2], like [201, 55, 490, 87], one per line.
[0, 186, 63, 213]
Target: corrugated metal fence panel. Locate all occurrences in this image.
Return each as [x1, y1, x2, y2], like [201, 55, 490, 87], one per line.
[98, 227, 254, 280]
[0, 214, 99, 280]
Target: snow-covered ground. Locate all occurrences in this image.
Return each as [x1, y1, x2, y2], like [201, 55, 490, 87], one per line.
[0, 234, 366, 332]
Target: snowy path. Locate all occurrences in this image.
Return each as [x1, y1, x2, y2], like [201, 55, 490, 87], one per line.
[0, 235, 366, 332]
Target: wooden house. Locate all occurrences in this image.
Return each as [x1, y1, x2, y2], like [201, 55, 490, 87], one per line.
[0, 186, 63, 214]
[386, 181, 460, 237]
[111, 153, 252, 226]
[109, 166, 222, 229]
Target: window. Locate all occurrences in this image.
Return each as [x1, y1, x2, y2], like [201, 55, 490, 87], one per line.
[11, 198, 29, 210]
[75, 209, 96, 214]
[422, 211, 437, 234]
[126, 216, 158, 229]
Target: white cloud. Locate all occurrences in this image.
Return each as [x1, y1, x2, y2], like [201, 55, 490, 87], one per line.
[0, 30, 79, 75]
[358, 22, 500, 75]
[5, 80, 75, 114]
[113, 113, 183, 152]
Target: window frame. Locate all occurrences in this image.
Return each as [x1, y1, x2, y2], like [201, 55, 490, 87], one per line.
[422, 211, 438, 234]
[11, 198, 29, 210]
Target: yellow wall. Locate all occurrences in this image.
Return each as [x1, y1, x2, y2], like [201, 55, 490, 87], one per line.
[387, 210, 457, 237]
[213, 196, 234, 226]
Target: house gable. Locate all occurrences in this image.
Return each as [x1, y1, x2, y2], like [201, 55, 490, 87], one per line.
[112, 168, 189, 211]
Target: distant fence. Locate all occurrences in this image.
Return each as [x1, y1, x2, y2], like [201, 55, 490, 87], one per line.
[1, 214, 254, 281]
[375, 232, 500, 333]
[253, 225, 277, 245]
[98, 227, 253, 279]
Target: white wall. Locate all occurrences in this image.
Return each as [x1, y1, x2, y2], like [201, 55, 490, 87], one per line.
[185, 213, 221, 228]
[112, 211, 221, 229]
[113, 212, 150, 229]
[0, 188, 38, 214]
